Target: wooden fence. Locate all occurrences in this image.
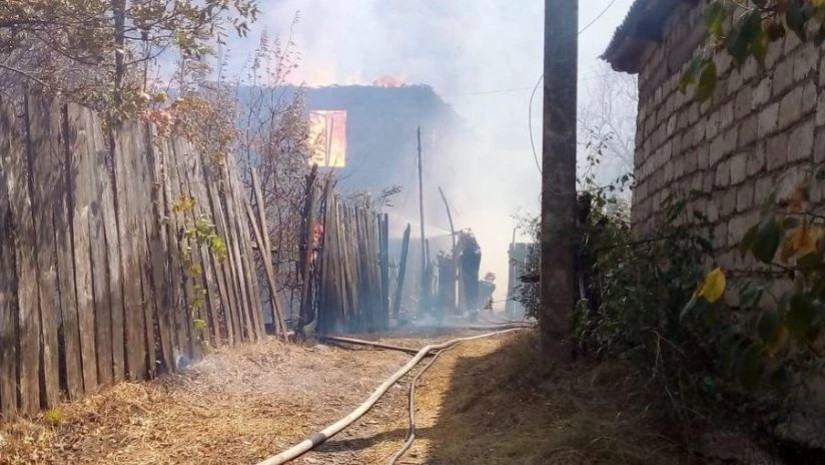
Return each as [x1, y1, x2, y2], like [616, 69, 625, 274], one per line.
[0, 97, 269, 419]
[308, 181, 395, 334]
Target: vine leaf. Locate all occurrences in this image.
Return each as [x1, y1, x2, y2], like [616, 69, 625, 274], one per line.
[696, 61, 718, 102]
[698, 267, 726, 303]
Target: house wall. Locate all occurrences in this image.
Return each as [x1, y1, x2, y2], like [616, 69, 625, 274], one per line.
[632, 2, 825, 271]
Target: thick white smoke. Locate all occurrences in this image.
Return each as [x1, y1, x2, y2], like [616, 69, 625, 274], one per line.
[225, 0, 636, 302]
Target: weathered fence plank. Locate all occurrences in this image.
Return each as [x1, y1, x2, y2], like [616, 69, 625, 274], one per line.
[1, 102, 41, 415]
[251, 170, 287, 339]
[393, 224, 411, 318]
[26, 96, 65, 407]
[230, 168, 264, 339]
[0, 116, 19, 417]
[202, 162, 240, 345]
[0, 95, 301, 418]
[86, 112, 114, 386]
[58, 105, 88, 398]
[182, 143, 222, 348]
[135, 127, 157, 377]
[144, 127, 175, 371]
[113, 122, 148, 380]
[297, 166, 318, 334]
[221, 164, 255, 341]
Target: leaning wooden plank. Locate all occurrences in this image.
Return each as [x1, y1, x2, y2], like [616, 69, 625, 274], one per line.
[202, 162, 240, 346]
[0, 101, 40, 415]
[297, 166, 318, 334]
[166, 137, 196, 359]
[144, 125, 174, 372]
[158, 138, 187, 359]
[134, 127, 156, 376]
[0, 123, 19, 418]
[392, 224, 412, 319]
[380, 213, 390, 330]
[343, 206, 362, 331]
[244, 192, 284, 341]
[230, 168, 264, 339]
[25, 95, 64, 406]
[83, 109, 127, 382]
[185, 146, 225, 348]
[251, 170, 287, 339]
[333, 198, 349, 330]
[220, 163, 254, 341]
[112, 121, 147, 380]
[339, 206, 358, 330]
[178, 141, 218, 348]
[63, 105, 101, 391]
[82, 111, 113, 386]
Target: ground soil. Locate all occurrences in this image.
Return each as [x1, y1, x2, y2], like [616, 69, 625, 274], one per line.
[0, 327, 692, 465]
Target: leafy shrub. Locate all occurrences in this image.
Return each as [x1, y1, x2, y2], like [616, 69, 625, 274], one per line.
[684, 168, 825, 409]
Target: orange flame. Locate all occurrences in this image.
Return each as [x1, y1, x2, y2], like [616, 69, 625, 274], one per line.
[373, 75, 405, 88]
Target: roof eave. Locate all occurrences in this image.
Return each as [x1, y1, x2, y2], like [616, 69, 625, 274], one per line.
[602, 0, 697, 74]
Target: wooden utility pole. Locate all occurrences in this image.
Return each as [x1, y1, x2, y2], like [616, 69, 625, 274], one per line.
[541, 0, 578, 353]
[417, 126, 427, 315]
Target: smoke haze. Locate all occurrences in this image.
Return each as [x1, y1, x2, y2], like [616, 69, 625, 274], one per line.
[227, 0, 637, 302]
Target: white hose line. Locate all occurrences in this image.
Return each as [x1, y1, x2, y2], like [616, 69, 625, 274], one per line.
[385, 346, 454, 465]
[255, 328, 528, 465]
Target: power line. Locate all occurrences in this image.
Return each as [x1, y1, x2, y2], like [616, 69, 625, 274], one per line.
[579, 0, 620, 35]
[528, 0, 621, 175]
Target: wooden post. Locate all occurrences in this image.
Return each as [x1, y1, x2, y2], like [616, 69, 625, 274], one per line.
[541, 0, 578, 352]
[380, 213, 390, 330]
[0, 102, 36, 417]
[297, 165, 318, 336]
[392, 224, 411, 318]
[416, 126, 426, 316]
[251, 169, 288, 340]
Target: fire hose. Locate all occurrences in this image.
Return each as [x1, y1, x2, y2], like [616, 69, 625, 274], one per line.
[319, 336, 423, 355]
[385, 345, 454, 465]
[254, 327, 531, 465]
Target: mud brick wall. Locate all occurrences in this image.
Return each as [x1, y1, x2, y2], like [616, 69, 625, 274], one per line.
[630, 2, 825, 271]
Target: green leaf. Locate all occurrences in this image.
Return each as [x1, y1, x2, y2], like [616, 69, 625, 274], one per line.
[786, 2, 807, 41]
[727, 16, 750, 66]
[696, 61, 718, 102]
[704, 0, 727, 39]
[679, 56, 703, 94]
[750, 30, 769, 66]
[752, 219, 781, 264]
[787, 293, 815, 335]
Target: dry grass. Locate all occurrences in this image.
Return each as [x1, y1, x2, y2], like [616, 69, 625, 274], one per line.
[387, 332, 690, 465]
[0, 338, 410, 465]
[0, 330, 694, 465]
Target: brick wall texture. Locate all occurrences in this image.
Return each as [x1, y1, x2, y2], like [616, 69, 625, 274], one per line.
[632, 3, 825, 272]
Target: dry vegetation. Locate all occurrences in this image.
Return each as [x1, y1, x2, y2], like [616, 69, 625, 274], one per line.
[0, 338, 412, 465]
[377, 332, 690, 465]
[0, 330, 702, 465]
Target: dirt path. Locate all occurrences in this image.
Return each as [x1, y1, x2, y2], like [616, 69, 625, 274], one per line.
[0, 329, 689, 465]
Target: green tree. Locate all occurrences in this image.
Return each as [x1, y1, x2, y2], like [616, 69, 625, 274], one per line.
[0, 0, 258, 117]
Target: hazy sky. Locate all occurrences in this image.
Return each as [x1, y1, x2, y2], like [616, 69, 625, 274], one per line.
[233, 0, 637, 302]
